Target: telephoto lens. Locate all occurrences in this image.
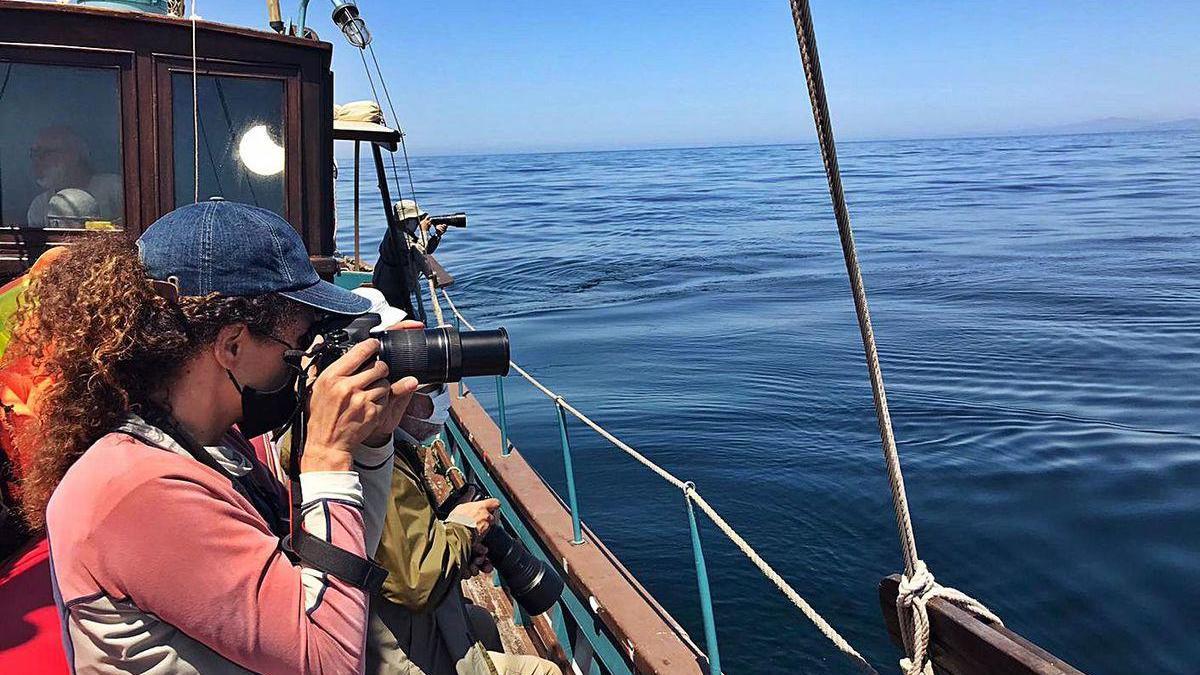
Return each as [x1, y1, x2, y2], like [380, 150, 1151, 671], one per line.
[378, 325, 510, 383]
[481, 524, 564, 616]
[437, 483, 564, 616]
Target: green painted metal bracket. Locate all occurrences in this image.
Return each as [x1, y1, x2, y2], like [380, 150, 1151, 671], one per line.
[554, 399, 584, 545]
[496, 376, 510, 456]
[685, 488, 722, 675]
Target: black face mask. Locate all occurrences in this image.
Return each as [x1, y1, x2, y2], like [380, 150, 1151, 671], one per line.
[227, 368, 300, 439]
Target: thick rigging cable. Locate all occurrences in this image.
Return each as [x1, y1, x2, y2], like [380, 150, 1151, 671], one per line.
[788, 2, 1002, 673]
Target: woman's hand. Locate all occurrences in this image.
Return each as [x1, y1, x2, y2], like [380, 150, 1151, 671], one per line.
[463, 541, 493, 579]
[302, 338, 393, 472]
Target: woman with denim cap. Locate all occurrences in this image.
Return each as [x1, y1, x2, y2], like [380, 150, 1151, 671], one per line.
[9, 199, 422, 673]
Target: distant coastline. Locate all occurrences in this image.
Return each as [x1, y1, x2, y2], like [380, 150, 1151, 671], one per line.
[337, 119, 1200, 161]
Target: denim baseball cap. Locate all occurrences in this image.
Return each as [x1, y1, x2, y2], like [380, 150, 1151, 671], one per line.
[138, 198, 370, 315]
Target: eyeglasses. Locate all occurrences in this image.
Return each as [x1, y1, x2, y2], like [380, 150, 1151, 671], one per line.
[262, 333, 300, 351]
[255, 332, 309, 373]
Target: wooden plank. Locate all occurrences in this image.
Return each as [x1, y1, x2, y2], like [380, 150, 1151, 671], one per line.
[879, 575, 1084, 675]
[449, 387, 709, 674]
[333, 125, 400, 151]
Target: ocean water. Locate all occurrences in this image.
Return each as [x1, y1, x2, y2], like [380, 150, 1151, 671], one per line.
[335, 131, 1200, 674]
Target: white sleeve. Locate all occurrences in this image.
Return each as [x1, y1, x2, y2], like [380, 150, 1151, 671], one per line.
[352, 439, 395, 557]
[296, 471, 365, 610]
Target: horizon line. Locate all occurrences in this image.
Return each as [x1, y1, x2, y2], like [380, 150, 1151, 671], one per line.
[333, 126, 1197, 161]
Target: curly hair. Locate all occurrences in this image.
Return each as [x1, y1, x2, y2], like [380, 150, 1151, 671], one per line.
[5, 236, 297, 530]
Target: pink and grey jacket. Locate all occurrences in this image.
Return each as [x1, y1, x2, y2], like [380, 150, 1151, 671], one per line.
[46, 415, 394, 674]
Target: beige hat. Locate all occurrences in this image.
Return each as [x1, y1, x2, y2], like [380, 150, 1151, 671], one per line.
[393, 199, 427, 222]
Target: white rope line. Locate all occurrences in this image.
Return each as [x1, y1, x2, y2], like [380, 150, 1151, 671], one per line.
[189, 1, 200, 203]
[686, 486, 877, 673]
[439, 288, 874, 671]
[426, 277, 445, 326]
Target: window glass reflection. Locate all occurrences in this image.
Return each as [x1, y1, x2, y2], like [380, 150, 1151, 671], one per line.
[0, 62, 124, 228]
[173, 74, 285, 215]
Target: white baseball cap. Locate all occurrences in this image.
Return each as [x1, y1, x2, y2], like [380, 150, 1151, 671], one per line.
[351, 286, 408, 332]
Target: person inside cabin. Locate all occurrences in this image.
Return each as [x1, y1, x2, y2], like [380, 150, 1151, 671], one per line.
[5, 198, 434, 674]
[25, 125, 123, 228]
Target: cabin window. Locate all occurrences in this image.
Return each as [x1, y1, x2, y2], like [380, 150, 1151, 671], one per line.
[0, 61, 124, 229]
[172, 74, 286, 215]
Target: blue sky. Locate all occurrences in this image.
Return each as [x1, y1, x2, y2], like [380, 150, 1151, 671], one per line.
[201, 0, 1200, 155]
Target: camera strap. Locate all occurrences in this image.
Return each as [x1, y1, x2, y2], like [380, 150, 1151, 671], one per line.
[282, 530, 389, 592]
[286, 404, 388, 594]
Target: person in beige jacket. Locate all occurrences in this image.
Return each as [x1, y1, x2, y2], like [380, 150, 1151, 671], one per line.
[367, 422, 561, 675]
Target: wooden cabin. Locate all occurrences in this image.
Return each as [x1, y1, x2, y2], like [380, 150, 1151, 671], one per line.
[0, 0, 337, 278]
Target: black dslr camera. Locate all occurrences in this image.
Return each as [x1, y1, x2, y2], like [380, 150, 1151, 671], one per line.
[436, 482, 565, 616]
[306, 313, 510, 383]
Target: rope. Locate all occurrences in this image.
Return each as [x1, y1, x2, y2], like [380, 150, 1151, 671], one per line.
[426, 276, 445, 327]
[896, 561, 1003, 675]
[355, 48, 406, 204]
[189, 1, 200, 203]
[439, 288, 875, 672]
[788, 1, 1001, 672]
[686, 487, 876, 673]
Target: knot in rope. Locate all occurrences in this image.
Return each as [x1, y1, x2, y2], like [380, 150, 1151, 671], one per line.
[896, 560, 1003, 675]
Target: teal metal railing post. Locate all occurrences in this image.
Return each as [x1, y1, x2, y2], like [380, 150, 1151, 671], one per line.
[455, 316, 467, 399]
[684, 485, 722, 675]
[295, 0, 310, 33]
[554, 398, 584, 545]
[496, 376, 510, 456]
